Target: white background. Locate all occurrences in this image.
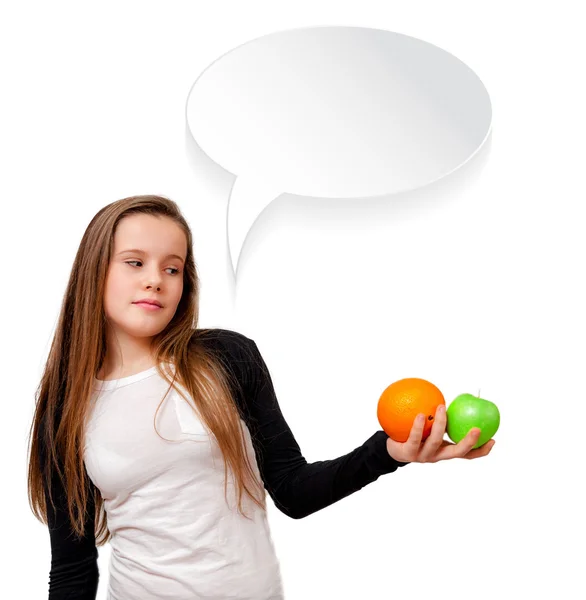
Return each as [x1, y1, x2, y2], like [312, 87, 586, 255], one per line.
[2, 1, 584, 598]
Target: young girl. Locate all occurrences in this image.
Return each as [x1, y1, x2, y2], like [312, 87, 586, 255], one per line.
[27, 194, 494, 600]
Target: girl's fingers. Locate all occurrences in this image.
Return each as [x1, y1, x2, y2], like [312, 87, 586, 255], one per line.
[419, 404, 447, 461]
[393, 421, 496, 463]
[438, 427, 481, 460]
[405, 413, 425, 453]
[464, 439, 496, 460]
[458, 428, 482, 456]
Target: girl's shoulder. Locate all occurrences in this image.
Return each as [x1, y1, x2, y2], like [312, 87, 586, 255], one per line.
[192, 327, 252, 351]
[191, 327, 259, 368]
[191, 328, 266, 401]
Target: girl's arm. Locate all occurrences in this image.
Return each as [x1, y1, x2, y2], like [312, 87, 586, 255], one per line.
[229, 332, 410, 519]
[39, 415, 99, 599]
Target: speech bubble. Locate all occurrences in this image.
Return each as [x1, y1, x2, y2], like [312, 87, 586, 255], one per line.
[186, 26, 492, 276]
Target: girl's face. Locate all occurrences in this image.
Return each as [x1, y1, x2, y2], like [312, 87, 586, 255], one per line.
[103, 214, 187, 345]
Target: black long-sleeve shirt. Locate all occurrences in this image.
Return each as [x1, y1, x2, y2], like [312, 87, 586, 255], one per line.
[40, 328, 409, 598]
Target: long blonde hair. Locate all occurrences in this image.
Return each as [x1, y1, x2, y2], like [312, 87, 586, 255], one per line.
[26, 194, 266, 546]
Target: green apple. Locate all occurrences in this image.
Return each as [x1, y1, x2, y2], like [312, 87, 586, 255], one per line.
[446, 393, 500, 449]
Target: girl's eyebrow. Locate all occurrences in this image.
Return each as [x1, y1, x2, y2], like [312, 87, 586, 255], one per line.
[117, 248, 185, 263]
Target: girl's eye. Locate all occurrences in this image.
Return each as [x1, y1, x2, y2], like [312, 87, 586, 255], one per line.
[125, 260, 180, 275]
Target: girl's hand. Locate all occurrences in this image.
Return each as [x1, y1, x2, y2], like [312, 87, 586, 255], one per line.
[386, 404, 496, 464]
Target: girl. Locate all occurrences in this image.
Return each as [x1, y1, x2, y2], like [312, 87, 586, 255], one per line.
[27, 195, 494, 600]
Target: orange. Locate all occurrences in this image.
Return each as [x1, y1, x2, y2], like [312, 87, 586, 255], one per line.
[377, 377, 446, 443]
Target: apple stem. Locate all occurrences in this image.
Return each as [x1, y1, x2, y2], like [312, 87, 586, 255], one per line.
[478, 388, 481, 397]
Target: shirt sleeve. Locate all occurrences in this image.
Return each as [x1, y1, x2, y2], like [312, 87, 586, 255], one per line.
[234, 334, 410, 520]
[39, 414, 100, 599]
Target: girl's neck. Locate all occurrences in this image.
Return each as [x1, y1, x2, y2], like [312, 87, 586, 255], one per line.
[96, 358, 157, 381]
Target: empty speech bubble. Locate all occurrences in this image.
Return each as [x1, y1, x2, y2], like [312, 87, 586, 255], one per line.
[186, 26, 492, 276]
